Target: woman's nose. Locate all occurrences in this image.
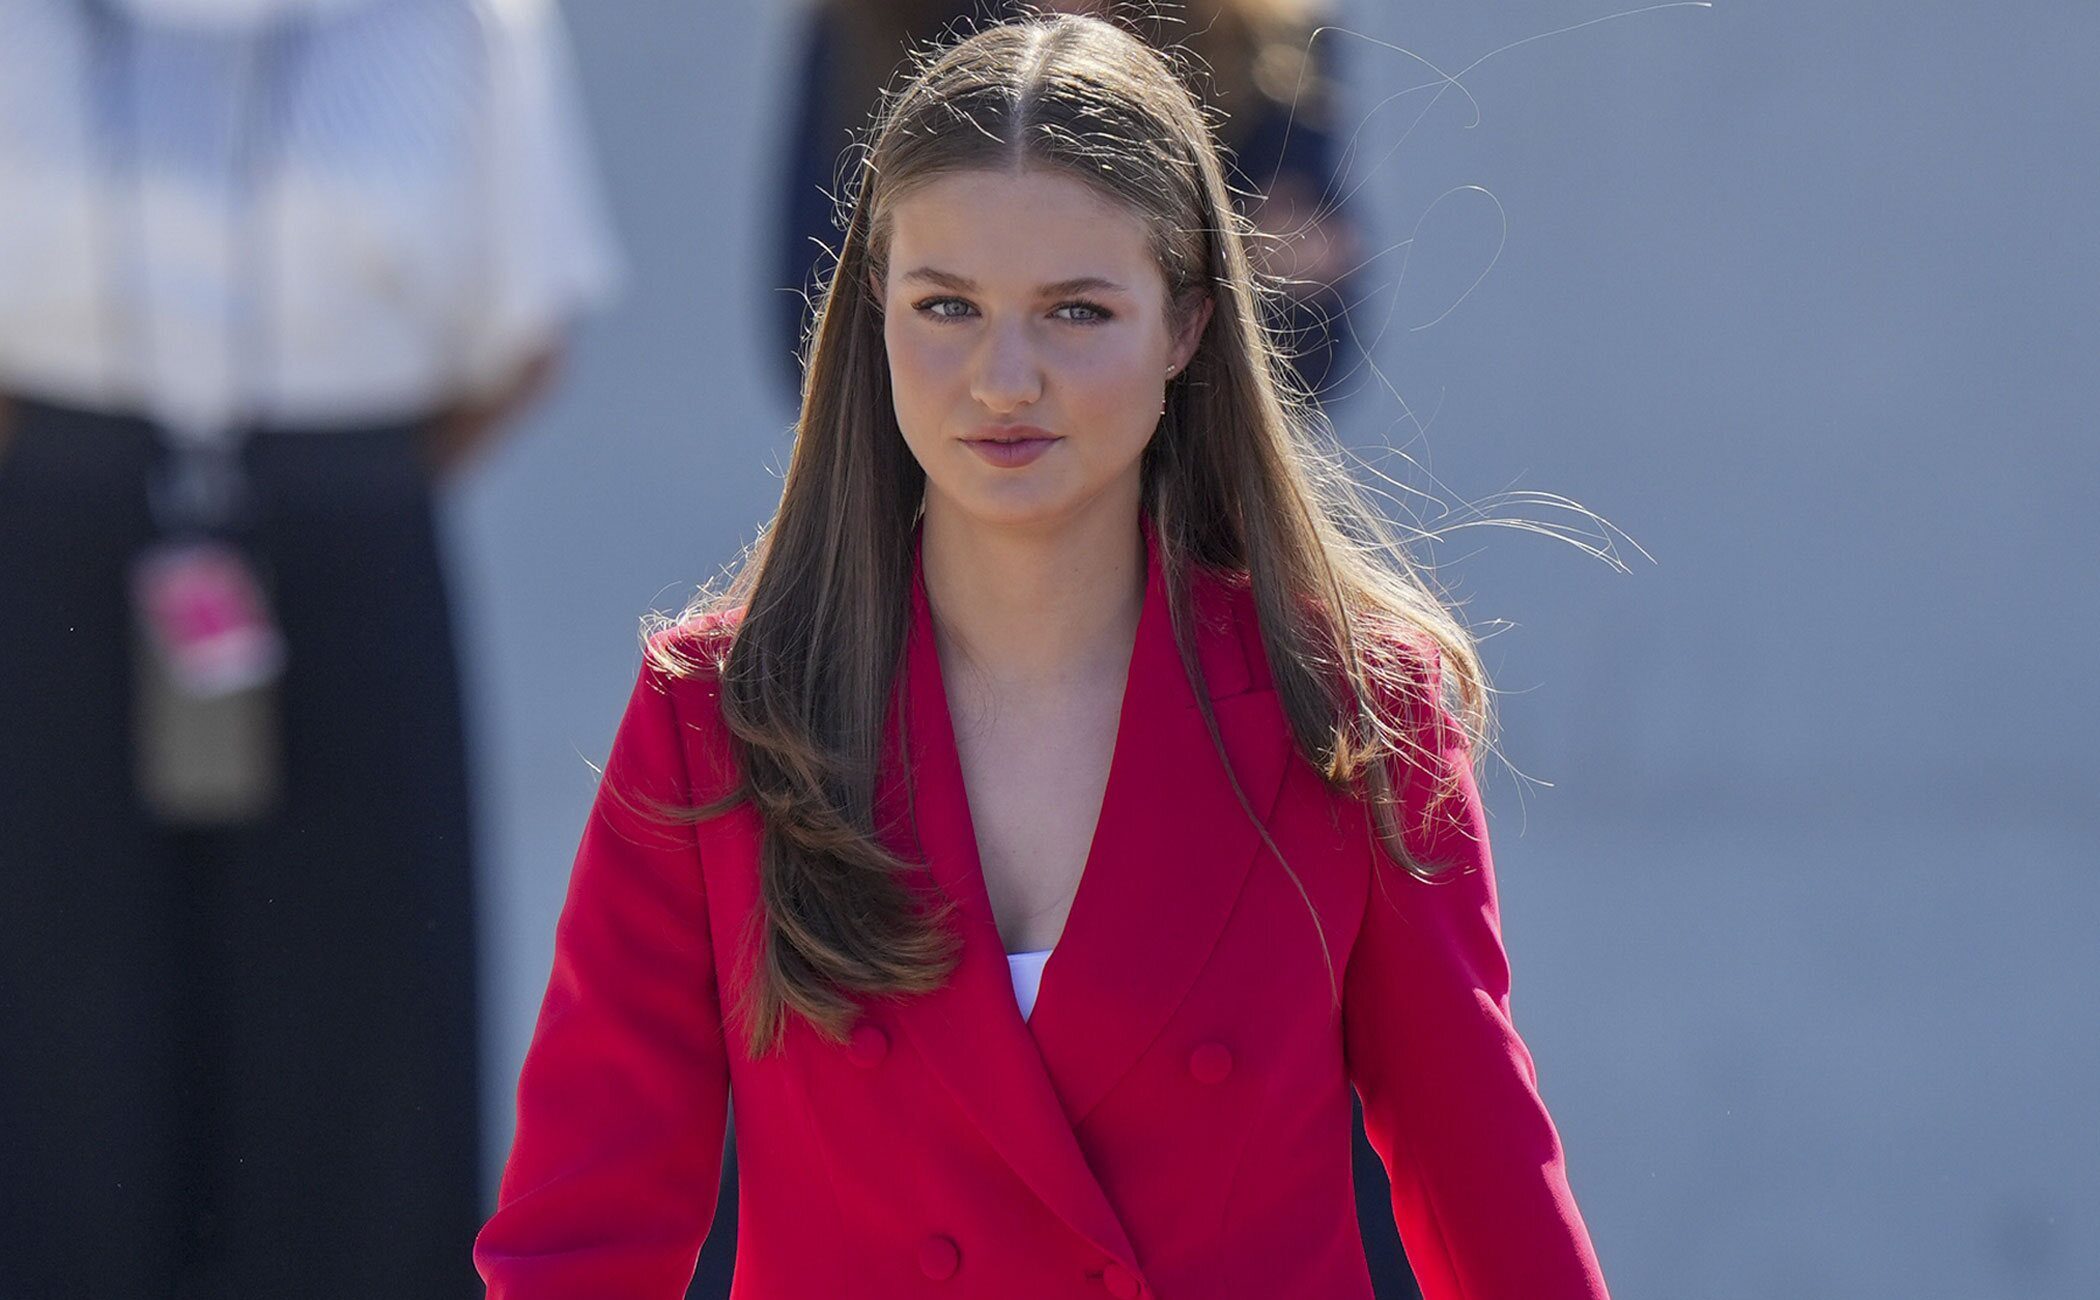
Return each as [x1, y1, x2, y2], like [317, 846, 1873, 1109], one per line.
[969, 322, 1043, 411]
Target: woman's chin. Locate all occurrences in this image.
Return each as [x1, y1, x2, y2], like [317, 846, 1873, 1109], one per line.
[927, 479, 1092, 535]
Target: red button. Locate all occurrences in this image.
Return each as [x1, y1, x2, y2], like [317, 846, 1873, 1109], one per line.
[1188, 1041, 1233, 1084]
[918, 1233, 960, 1280]
[1101, 1261, 1142, 1297]
[848, 1022, 889, 1066]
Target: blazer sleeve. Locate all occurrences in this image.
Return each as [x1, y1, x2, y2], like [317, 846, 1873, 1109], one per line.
[1340, 647, 1611, 1300]
[474, 652, 731, 1298]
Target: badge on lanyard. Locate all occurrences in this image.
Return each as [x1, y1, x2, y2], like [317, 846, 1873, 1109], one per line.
[131, 537, 285, 695]
[129, 533, 288, 827]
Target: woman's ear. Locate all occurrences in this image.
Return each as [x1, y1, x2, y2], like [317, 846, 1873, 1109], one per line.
[1172, 293, 1215, 373]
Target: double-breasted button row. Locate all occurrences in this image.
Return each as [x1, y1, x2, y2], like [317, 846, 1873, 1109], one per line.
[1187, 1040, 1233, 1085]
[915, 1232, 1145, 1294]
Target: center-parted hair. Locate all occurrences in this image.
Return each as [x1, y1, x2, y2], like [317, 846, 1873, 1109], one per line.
[655, 12, 1491, 1061]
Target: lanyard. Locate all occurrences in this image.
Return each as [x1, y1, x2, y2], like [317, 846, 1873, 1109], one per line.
[78, 0, 310, 534]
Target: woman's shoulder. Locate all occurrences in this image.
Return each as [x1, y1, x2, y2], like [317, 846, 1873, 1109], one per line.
[620, 605, 748, 805]
[642, 604, 745, 679]
[1347, 616, 1467, 786]
[634, 605, 744, 722]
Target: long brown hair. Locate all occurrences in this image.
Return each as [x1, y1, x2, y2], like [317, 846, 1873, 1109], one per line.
[655, 11, 1490, 1062]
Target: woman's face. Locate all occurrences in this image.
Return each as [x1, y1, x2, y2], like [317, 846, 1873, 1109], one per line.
[877, 168, 1212, 534]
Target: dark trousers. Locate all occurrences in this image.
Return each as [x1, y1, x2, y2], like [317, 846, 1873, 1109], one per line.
[0, 397, 483, 1297]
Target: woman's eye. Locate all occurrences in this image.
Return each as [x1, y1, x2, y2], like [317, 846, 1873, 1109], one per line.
[910, 297, 1114, 324]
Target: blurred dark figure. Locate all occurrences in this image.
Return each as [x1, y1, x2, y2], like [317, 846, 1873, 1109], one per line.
[0, 0, 617, 1294]
[771, 0, 1365, 407]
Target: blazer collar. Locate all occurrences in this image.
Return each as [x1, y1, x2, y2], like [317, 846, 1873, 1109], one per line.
[873, 511, 1294, 1273]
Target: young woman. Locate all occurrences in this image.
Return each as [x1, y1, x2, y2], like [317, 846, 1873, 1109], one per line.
[477, 12, 1610, 1299]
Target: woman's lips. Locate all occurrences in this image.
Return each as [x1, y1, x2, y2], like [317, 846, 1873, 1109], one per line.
[962, 432, 1060, 467]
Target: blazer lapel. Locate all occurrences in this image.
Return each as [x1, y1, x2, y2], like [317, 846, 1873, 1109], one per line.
[877, 530, 1138, 1273]
[1024, 527, 1294, 1127]
[876, 514, 1293, 1270]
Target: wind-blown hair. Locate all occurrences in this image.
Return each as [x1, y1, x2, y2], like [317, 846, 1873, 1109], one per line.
[653, 11, 1491, 1061]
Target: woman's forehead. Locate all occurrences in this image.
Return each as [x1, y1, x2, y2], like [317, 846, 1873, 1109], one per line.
[884, 168, 1160, 290]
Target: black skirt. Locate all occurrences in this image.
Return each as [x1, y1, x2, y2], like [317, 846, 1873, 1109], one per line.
[0, 395, 482, 1298]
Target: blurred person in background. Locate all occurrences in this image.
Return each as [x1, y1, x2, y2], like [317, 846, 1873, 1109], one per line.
[0, 0, 618, 1294]
[774, 0, 1362, 407]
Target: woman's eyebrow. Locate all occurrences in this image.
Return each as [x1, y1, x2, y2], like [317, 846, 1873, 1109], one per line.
[900, 267, 1128, 297]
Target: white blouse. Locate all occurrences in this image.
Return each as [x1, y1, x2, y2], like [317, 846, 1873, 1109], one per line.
[1005, 948, 1053, 1022]
[0, 0, 619, 441]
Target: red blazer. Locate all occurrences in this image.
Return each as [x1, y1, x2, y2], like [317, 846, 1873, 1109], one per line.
[475, 520, 1611, 1299]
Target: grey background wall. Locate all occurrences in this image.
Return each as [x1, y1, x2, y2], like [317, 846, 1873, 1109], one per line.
[456, 3, 2099, 1296]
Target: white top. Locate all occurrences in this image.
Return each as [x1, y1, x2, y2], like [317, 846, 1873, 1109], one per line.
[1005, 948, 1053, 1022]
[0, 0, 620, 441]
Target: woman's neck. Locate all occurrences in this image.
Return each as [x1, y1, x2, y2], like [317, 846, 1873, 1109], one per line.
[918, 497, 1146, 691]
